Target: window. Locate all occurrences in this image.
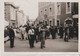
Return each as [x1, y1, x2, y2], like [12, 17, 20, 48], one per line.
[57, 19, 60, 27]
[57, 2, 61, 15]
[50, 8, 52, 12]
[40, 11, 42, 16]
[74, 3, 78, 14]
[44, 9, 47, 14]
[66, 2, 71, 14]
[49, 8, 52, 16]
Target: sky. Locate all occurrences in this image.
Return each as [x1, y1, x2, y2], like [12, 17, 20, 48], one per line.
[4, 0, 38, 21]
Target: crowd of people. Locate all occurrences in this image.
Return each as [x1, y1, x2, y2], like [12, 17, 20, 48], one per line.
[4, 22, 78, 49]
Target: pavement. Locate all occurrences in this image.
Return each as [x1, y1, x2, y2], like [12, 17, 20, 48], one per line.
[4, 35, 78, 52]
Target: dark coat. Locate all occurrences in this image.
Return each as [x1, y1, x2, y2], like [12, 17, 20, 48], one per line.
[9, 28, 15, 38]
[35, 27, 39, 35]
[4, 29, 9, 37]
[26, 26, 30, 33]
[50, 27, 56, 35]
[69, 26, 74, 35]
[59, 26, 64, 35]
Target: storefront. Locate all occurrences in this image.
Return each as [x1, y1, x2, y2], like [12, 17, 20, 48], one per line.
[64, 17, 73, 27]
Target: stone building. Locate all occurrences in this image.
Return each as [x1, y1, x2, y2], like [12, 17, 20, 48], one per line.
[16, 10, 24, 27]
[72, 2, 78, 28]
[5, 2, 18, 28]
[37, 2, 57, 26]
[4, 2, 29, 28]
[36, 2, 78, 27]
[56, 2, 78, 27]
[16, 10, 29, 27]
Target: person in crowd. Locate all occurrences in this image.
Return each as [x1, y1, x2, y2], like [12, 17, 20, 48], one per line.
[69, 26, 74, 39]
[35, 25, 39, 43]
[26, 25, 30, 40]
[24, 27, 28, 40]
[46, 26, 50, 39]
[57, 27, 60, 35]
[40, 24, 46, 49]
[36, 24, 41, 41]
[64, 26, 69, 42]
[38, 24, 42, 41]
[16, 27, 21, 39]
[45, 27, 47, 40]
[28, 25, 35, 48]
[20, 26, 25, 40]
[49, 26, 52, 38]
[18, 27, 22, 39]
[54, 26, 57, 38]
[7, 26, 15, 48]
[32, 24, 36, 42]
[50, 26, 56, 39]
[45, 27, 50, 39]
[4, 26, 10, 43]
[59, 24, 64, 39]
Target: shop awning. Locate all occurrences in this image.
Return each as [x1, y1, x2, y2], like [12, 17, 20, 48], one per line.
[65, 20, 72, 24]
[72, 14, 78, 18]
[65, 17, 73, 24]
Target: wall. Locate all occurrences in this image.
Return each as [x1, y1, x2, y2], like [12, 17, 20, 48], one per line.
[57, 2, 72, 26]
[38, 2, 56, 26]
[5, 5, 10, 21]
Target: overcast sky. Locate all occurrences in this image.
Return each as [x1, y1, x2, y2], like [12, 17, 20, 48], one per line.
[4, 0, 38, 21]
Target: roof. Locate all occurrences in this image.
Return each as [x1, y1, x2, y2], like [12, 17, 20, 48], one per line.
[5, 2, 17, 8]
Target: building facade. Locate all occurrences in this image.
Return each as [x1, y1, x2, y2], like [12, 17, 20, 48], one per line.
[57, 2, 72, 27]
[72, 2, 78, 28]
[5, 2, 17, 28]
[16, 10, 29, 27]
[37, 2, 57, 26]
[36, 2, 78, 27]
[16, 10, 24, 27]
[5, 2, 29, 28]
[56, 2, 78, 27]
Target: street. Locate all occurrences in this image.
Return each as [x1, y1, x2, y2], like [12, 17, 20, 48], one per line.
[4, 36, 78, 52]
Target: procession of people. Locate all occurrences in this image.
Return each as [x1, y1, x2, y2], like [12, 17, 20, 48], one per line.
[4, 21, 78, 49]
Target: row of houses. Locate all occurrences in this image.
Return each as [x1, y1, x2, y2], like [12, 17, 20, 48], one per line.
[4, 2, 29, 28]
[35, 2, 78, 28]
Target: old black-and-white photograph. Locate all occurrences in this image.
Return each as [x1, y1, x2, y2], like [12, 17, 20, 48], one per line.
[4, 0, 78, 52]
